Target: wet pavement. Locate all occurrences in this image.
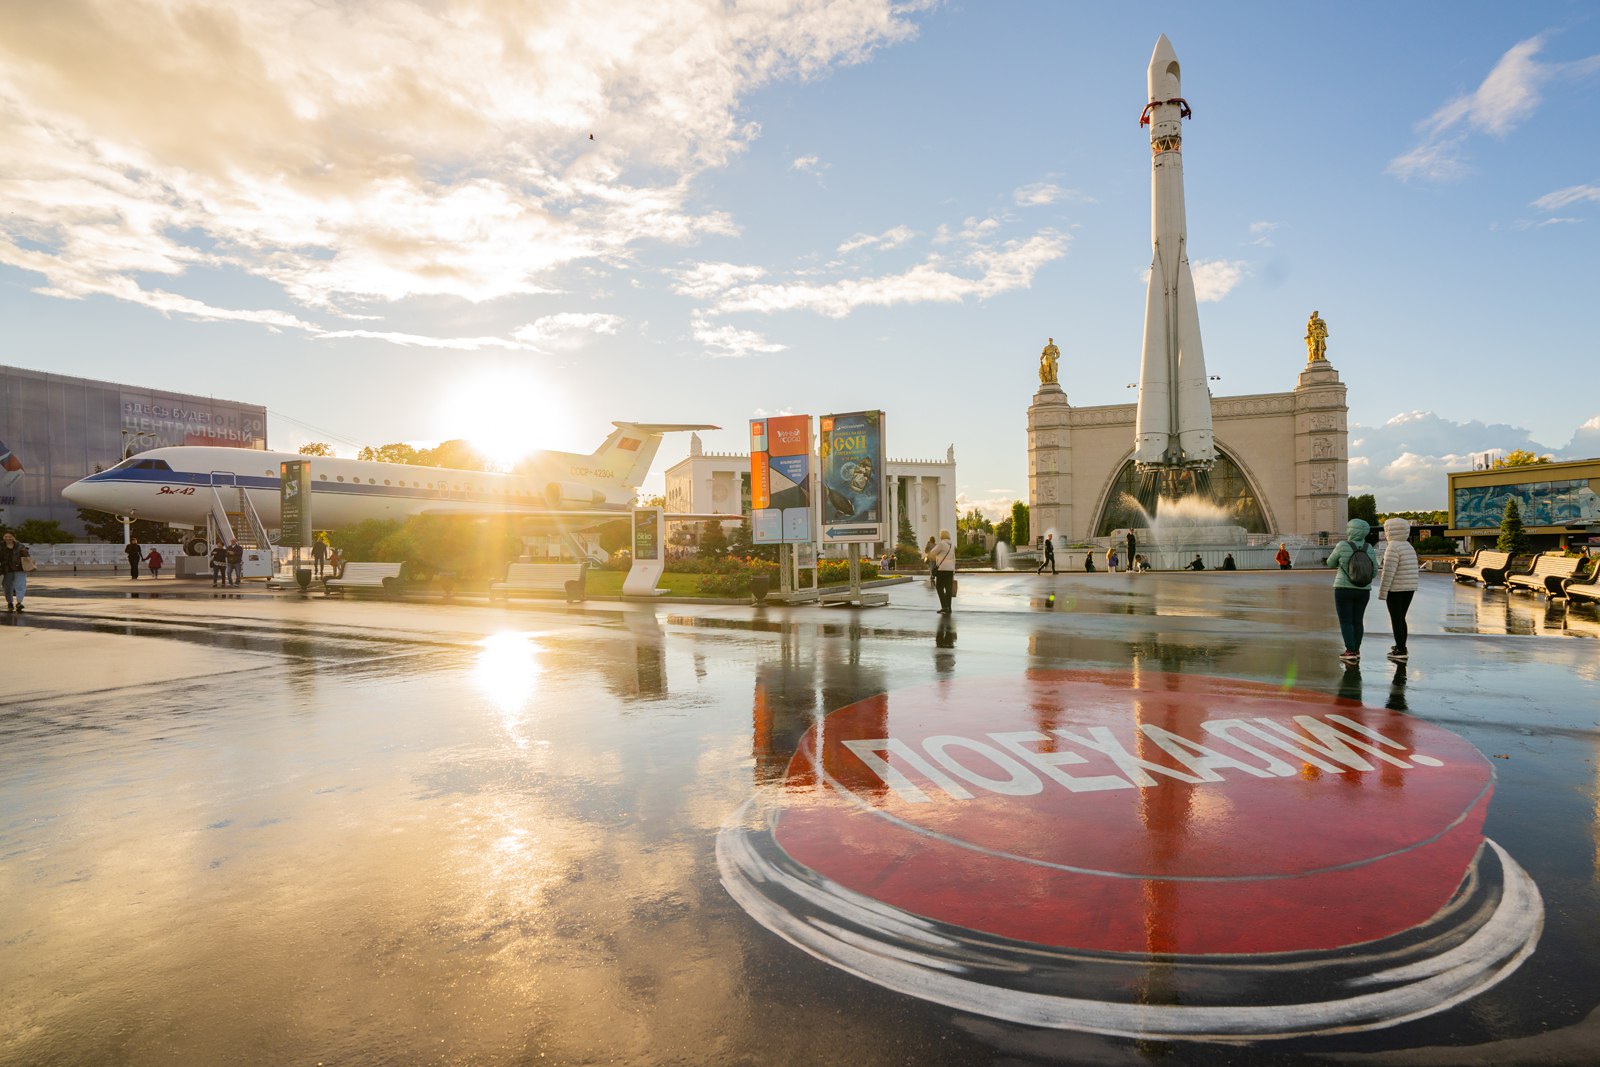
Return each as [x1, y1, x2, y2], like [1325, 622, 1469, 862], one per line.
[2, 571, 1598, 1065]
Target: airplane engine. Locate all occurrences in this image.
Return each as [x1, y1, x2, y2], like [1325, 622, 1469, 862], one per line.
[544, 482, 607, 508]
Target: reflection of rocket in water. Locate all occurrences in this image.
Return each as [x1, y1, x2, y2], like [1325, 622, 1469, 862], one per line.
[1133, 34, 1215, 471]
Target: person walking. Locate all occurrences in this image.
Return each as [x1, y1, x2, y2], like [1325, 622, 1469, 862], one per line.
[1127, 531, 1137, 572]
[1036, 534, 1056, 575]
[1275, 542, 1292, 570]
[926, 528, 956, 614]
[1328, 517, 1377, 662]
[226, 539, 244, 586]
[1379, 517, 1420, 663]
[124, 537, 145, 579]
[312, 536, 327, 578]
[210, 542, 228, 587]
[1, 531, 31, 612]
[146, 547, 164, 579]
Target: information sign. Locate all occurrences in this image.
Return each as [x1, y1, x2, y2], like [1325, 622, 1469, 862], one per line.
[279, 460, 311, 548]
[750, 415, 812, 545]
[819, 411, 886, 544]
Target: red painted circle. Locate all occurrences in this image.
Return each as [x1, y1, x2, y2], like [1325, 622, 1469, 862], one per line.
[772, 670, 1493, 955]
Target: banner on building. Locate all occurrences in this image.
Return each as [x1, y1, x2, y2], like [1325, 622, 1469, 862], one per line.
[750, 415, 813, 545]
[819, 410, 886, 544]
[279, 460, 312, 548]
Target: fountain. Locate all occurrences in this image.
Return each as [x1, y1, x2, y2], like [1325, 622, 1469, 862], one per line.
[1114, 493, 1255, 570]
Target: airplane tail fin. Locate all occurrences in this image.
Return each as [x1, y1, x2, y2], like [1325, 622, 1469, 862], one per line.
[591, 422, 719, 492]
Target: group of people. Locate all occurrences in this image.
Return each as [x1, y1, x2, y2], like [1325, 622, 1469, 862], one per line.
[206, 540, 248, 586]
[123, 538, 165, 579]
[1034, 534, 1152, 574]
[1328, 517, 1418, 665]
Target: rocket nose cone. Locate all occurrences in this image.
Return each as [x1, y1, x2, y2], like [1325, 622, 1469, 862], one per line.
[1148, 33, 1180, 98]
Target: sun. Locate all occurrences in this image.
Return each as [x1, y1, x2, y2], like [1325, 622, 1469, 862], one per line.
[440, 371, 575, 471]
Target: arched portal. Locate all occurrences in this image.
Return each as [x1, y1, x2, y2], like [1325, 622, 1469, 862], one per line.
[1094, 447, 1270, 536]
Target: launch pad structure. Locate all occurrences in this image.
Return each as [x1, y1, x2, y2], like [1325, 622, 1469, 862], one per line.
[1027, 35, 1350, 549]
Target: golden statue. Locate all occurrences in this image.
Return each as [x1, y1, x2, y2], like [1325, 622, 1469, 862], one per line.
[1039, 337, 1060, 386]
[1305, 310, 1328, 363]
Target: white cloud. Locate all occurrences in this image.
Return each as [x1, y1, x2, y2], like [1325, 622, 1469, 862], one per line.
[1191, 259, 1248, 302]
[1388, 34, 1600, 181]
[1247, 221, 1280, 247]
[0, 0, 926, 326]
[837, 225, 916, 253]
[690, 311, 787, 358]
[1346, 410, 1600, 510]
[791, 155, 825, 174]
[314, 329, 528, 351]
[511, 312, 623, 349]
[670, 261, 768, 298]
[1532, 183, 1600, 212]
[709, 230, 1068, 318]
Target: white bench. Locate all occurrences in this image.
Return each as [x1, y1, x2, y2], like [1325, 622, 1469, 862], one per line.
[490, 563, 587, 603]
[324, 562, 405, 596]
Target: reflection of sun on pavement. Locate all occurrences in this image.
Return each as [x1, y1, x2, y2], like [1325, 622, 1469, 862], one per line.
[475, 632, 544, 747]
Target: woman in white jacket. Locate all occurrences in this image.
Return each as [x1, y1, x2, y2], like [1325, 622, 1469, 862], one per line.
[1379, 517, 1420, 662]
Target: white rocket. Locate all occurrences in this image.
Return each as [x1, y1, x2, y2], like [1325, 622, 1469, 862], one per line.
[1133, 34, 1214, 470]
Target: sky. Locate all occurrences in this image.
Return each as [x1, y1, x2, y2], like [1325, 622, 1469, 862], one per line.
[3, 0, 1598, 515]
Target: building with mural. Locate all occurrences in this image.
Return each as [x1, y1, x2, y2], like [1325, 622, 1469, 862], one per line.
[0, 365, 267, 536]
[1446, 457, 1600, 551]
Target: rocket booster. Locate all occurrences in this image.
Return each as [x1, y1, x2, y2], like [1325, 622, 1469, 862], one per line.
[1133, 34, 1214, 470]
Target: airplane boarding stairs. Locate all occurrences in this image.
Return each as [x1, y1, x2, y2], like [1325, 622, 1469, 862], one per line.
[204, 484, 276, 578]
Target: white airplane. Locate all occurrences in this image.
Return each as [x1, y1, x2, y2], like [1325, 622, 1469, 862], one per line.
[62, 422, 714, 552]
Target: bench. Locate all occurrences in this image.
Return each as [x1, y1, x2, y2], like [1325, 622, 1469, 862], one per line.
[1507, 552, 1584, 597]
[490, 563, 587, 603]
[1562, 558, 1600, 605]
[324, 562, 405, 596]
[1453, 549, 1515, 587]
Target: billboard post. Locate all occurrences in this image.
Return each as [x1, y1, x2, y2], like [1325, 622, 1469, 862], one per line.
[623, 507, 666, 597]
[279, 460, 312, 590]
[819, 411, 888, 606]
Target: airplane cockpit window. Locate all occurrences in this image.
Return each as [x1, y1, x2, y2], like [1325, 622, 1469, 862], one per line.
[146, 459, 173, 471]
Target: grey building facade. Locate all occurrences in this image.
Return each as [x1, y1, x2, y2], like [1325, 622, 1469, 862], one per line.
[0, 365, 267, 536]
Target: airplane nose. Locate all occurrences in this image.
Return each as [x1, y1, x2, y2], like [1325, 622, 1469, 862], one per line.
[61, 479, 101, 509]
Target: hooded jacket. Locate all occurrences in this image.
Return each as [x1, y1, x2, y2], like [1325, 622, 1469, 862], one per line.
[1327, 517, 1375, 589]
[1379, 517, 1420, 597]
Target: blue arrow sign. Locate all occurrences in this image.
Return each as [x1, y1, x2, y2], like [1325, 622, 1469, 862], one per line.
[826, 526, 876, 538]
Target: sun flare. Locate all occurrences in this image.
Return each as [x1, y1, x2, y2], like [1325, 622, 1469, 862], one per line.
[440, 371, 575, 470]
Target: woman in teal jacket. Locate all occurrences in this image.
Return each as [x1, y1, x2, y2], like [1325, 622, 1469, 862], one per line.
[1327, 517, 1377, 661]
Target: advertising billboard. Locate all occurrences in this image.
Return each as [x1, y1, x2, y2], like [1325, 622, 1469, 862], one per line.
[279, 460, 311, 548]
[633, 507, 661, 561]
[819, 410, 886, 544]
[750, 415, 812, 545]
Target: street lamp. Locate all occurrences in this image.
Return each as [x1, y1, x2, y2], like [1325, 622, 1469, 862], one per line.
[121, 429, 158, 460]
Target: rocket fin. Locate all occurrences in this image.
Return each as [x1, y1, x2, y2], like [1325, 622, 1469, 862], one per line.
[1134, 252, 1173, 466]
[1172, 256, 1215, 463]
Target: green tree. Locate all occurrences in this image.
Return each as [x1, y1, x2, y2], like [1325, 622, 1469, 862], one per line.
[1347, 494, 1379, 526]
[358, 442, 421, 465]
[329, 518, 404, 562]
[995, 517, 1013, 546]
[698, 518, 729, 559]
[421, 439, 492, 471]
[1496, 498, 1532, 556]
[1492, 449, 1552, 468]
[298, 442, 337, 456]
[1010, 500, 1030, 548]
[8, 519, 74, 544]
